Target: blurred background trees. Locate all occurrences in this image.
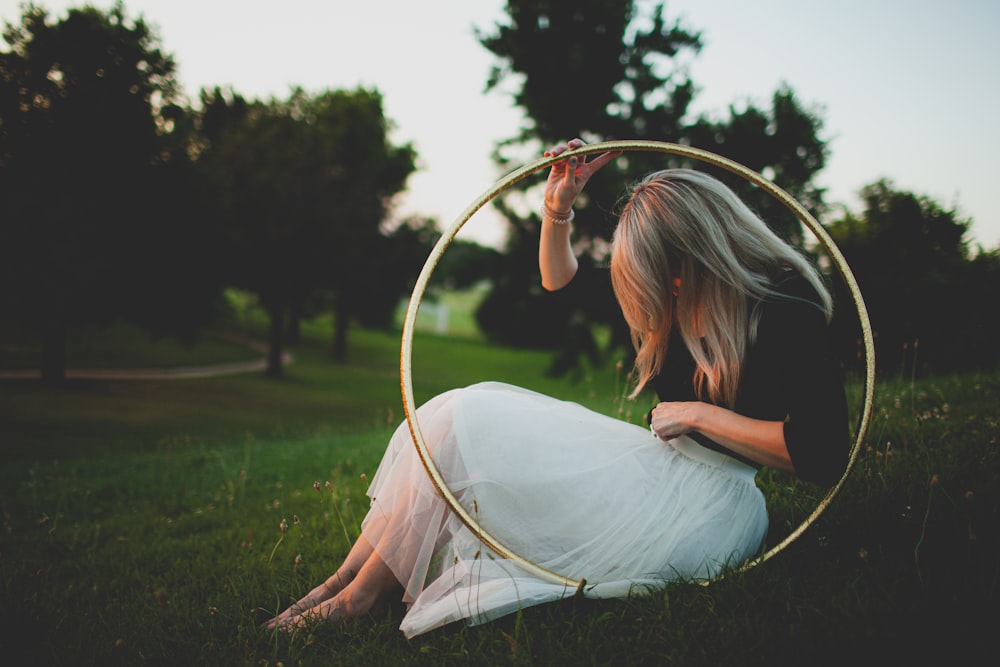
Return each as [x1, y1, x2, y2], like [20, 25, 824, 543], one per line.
[827, 180, 1000, 376]
[475, 0, 830, 374]
[1, 3, 426, 381]
[475, 0, 998, 379]
[195, 86, 419, 376]
[0, 3, 218, 383]
[1, 0, 997, 383]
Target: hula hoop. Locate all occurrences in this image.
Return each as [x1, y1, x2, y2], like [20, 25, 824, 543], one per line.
[400, 140, 876, 590]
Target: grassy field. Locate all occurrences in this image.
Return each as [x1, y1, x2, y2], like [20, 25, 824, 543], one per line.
[1, 313, 997, 665]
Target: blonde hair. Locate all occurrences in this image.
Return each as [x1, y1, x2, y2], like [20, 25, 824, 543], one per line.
[610, 169, 832, 405]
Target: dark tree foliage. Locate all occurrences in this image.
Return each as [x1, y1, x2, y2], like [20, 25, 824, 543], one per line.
[196, 87, 417, 375]
[352, 217, 440, 330]
[685, 86, 828, 244]
[479, 0, 699, 146]
[0, 3, 220, 383]
[827, 180, 999, 376]
[419, 238, 501, 291]
[476, 0, 829, 372]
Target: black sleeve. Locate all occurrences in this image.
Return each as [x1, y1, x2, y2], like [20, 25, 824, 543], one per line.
[758, 298, 851, 487]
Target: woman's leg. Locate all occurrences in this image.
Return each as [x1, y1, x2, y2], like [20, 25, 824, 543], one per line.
[271, 548, 400, 630]
[265, 535, 377, 629]
[267, 390, 464, 630]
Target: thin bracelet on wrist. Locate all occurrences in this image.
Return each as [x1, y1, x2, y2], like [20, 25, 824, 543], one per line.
[542, 203, 575, 225]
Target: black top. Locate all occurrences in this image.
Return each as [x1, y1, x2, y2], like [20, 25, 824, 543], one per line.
[649, 271, 850, 487]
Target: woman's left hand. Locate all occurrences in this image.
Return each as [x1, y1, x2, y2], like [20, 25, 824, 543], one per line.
[650, 401, 793, 473]
[649, 401, 700, 441]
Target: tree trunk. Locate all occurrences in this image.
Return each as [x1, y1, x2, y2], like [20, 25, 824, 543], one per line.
[40, 312, 67, 385]
[266, 301, 287, 378]
[285, 299, 301, 345]
[331, 302, 349, 362]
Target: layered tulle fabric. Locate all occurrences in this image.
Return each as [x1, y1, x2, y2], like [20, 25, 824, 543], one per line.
[361, 382, 767, 638]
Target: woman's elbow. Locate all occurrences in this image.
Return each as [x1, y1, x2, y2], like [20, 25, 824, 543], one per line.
[541, 274, 571, 291]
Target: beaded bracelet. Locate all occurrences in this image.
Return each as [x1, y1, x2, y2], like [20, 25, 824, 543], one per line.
[542, 203, 575, 225]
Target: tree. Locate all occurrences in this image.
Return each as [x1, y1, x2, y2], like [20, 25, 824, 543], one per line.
[197, 87, 416, 375]
[476, 1, 829, 370]
[350, 216, 440, 331]
[479, 0, 700, 151]
[0, 2, 219, 383]
[310, 89, 417, 362]
[685, 86, 828, 244]
[827, 180, 997, 375]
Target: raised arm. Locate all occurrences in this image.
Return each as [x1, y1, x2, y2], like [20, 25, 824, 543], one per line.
[539, 139, 620, 291]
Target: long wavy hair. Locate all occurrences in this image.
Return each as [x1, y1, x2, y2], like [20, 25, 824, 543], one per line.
[610, 169, 833, 405]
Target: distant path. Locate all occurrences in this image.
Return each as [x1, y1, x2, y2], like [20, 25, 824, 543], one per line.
[0, 333, 293, 380]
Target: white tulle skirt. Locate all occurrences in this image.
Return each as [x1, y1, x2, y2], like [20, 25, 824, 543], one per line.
[361, 382, 767, 638]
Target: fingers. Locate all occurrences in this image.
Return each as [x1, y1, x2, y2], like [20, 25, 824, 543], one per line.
[542, 138, 618, 213]
[543, 137, 582, 159]
[544, 139, 620, 178]
[585, 149, 623, 173]
[562, 155, 579, 186]
[649, 402, 696, 441]
[543, 143, 567, 159]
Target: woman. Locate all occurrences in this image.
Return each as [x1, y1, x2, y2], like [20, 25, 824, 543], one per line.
[266, 139, 849, 638]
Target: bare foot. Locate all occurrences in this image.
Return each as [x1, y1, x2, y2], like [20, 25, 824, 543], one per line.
[271, 574, 393, 632]
[266, 542, 398, 632]
[272, 595, 349, 631]
[265, 571, 354, 630]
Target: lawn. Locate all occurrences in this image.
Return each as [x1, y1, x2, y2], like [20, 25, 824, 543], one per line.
[0, 313, 997, 665]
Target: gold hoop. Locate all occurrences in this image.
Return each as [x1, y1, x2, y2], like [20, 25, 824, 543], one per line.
[400, 140, 876, 589]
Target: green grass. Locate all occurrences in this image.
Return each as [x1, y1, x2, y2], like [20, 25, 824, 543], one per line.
[1, 317, 997, 665]
[398, 282, 490, 340]
[0, 321, 261, 371]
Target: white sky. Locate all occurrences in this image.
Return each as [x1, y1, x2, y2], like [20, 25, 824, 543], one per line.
[3, 0, 998, 249]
